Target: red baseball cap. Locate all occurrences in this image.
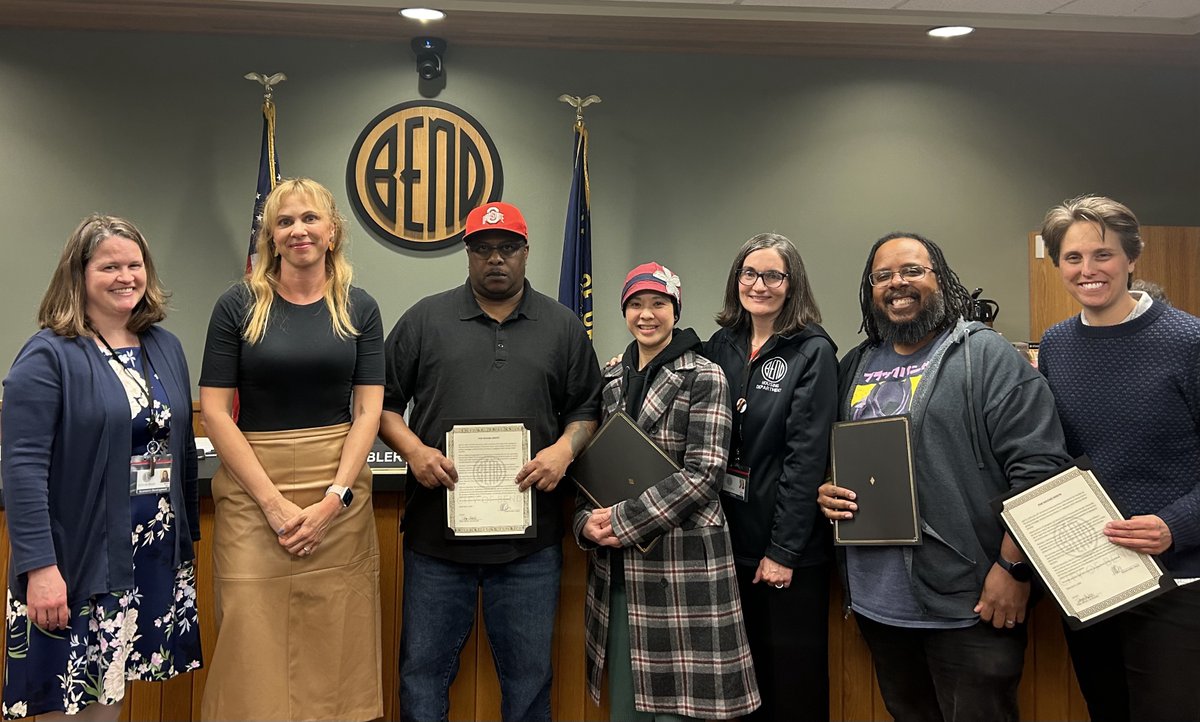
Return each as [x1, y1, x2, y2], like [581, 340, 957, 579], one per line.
[464, 202, 528, 242]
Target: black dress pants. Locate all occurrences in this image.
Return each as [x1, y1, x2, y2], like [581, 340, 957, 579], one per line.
[1064, 582, 1200, 722]
[736, 561, 830, 722]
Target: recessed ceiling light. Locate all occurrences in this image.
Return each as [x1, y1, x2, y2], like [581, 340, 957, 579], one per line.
[400, 8, 445, 21]
[928, 26, 974, 38]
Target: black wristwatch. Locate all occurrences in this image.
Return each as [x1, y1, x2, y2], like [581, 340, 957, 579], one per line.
[325, 484, 353, 508]
[997, 556, 1032, 582]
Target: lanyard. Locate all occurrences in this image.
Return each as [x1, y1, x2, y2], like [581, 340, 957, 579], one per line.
[732, 333, 772, 465]
[92, 329, 163, 443]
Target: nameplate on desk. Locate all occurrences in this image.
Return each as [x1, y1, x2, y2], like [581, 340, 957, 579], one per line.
[367, 439, 408, 475]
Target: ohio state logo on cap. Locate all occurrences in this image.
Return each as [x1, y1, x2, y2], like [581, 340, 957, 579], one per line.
[464, 201, 528, 241]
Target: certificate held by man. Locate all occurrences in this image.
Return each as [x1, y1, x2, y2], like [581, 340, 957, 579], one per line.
[445, 422, 535, 539]
[995, 459, 1174, 629]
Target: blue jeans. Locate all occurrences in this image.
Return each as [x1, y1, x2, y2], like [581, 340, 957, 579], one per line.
[856, 615, 1026, 722]
[399, 545, 562, 722]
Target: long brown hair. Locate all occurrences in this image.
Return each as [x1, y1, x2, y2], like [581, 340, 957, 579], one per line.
[715, 232, 821, 336]
[38, 214, 168, 337]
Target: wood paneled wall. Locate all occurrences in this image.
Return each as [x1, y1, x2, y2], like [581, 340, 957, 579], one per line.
[0, 405, 1091, 720]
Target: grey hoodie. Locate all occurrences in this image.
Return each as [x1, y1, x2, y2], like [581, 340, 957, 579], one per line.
[837, 318, 1070, 619]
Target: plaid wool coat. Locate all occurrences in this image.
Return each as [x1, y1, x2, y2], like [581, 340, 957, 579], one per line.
[573, 349, 761, 718]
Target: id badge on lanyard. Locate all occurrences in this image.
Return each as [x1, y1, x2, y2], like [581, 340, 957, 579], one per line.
[722, 391, 751, 501]
[129, 439, 173, 496]
[722, 463, 750, 501]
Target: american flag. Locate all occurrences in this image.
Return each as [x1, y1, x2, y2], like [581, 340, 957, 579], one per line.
[247, 98, 281, 274]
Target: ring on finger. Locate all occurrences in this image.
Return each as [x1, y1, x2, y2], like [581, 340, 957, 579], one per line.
[1004, 619, 1015, 626]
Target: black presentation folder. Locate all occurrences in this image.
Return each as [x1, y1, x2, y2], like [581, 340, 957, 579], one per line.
[831, 415, 921, 545]
[566, 410, 679, 553]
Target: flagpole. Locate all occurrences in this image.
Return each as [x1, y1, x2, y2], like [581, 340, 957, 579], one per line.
[234, 72, 285, 423]
[556, 94, 600, 341]
[243, 72, 286, 275]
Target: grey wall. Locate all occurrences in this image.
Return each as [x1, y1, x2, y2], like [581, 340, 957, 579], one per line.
[2, 28, 1197, 390]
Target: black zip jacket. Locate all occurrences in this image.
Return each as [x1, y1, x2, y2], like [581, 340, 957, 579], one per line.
[704, 323, 838, 569]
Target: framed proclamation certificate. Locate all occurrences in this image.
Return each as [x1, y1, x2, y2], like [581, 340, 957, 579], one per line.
[831, 415, 921, 545]
[994, 457, 1175, 629]
[445, 422, 535, 539]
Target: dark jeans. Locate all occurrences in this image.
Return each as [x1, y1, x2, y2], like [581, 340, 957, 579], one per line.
[398, 544, 562, 722]
[1064, 582, 1200, 722]
[856, 615, 1026, 722]
[737, 561, 830, 722]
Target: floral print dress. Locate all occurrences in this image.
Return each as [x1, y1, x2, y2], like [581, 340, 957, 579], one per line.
[2, 346, 202, 719]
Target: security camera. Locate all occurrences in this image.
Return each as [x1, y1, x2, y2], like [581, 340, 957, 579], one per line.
[412, 37, 446, 81]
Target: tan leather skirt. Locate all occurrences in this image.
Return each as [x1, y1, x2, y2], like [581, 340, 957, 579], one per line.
[201, 422, 382, 721]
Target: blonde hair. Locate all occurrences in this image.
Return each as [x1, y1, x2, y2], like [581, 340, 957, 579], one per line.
[243, 178, 358, 344]
[39, 214, 169, 337]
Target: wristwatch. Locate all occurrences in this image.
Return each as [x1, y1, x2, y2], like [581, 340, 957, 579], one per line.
[325, 484, 353, 508]
[997, 556, 1032, 582]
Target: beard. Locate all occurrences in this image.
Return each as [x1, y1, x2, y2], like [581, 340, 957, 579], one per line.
[871, 287, 949, 347]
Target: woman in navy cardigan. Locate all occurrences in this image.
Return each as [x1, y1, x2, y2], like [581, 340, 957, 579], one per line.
[1, 215, 201, 721]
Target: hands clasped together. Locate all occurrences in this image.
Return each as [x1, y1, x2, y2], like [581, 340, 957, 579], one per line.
[582, 507, 621, 548]
[265, 493, 343, 558]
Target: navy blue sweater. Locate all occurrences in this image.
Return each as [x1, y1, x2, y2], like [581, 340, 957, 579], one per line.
[2, 327, 199, 605]
[1040, 302, 1200, 577]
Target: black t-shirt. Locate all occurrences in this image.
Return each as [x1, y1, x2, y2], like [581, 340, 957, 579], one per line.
[200, 284, 385, 432]
[384, 280, 602, 563]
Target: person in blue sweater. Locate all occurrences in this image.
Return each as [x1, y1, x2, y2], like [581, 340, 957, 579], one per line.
[1039, 195, 1200, 722]
[1, 215, 201, 721]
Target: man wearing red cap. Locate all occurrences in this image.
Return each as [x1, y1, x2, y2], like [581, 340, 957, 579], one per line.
[380, 201, 602, 722]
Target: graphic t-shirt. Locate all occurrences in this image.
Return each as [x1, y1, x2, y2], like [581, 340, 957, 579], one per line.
[845, 330, 973, 628]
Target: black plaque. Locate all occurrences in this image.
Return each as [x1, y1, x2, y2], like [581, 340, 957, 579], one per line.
[831, 416, 921, 545]
[566, 410, 679, 553]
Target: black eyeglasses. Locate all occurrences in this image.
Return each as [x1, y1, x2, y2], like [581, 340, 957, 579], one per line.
[868, 265, 935, 287]
[466, 240, 526, 259]
[737, 268, 789, 289]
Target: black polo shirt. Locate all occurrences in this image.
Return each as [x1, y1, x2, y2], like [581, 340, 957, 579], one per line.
[383, 279, 602, 563]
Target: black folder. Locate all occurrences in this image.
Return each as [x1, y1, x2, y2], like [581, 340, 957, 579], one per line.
[566, 410, 679, 553]
[831, 415, 921, 545]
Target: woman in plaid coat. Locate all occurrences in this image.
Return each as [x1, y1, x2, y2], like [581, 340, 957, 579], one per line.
[575, 263, 760, 720]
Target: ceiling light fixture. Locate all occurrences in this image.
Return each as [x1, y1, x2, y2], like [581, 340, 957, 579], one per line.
[927, 26, 974, 38]
[400, 8, 445, 21]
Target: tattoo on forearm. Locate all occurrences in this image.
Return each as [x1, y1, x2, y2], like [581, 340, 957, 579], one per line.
[565, 421, 597, 457]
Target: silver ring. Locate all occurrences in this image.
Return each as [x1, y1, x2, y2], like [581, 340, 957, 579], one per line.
[303, 546, 312, 555]
[773, 583, 784, 589]
[1005, 619, 1015, 626]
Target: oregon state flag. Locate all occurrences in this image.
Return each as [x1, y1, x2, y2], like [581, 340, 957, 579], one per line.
[558, 122, 593, 340]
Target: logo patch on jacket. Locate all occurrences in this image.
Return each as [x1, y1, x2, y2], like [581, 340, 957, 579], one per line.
[755, 357, 788, 392]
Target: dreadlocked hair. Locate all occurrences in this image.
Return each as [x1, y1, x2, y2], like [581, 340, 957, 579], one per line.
[858, 231, 974, 346]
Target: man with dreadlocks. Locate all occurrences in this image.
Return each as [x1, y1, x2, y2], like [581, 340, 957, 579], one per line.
[818, 233, 1069, 722]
